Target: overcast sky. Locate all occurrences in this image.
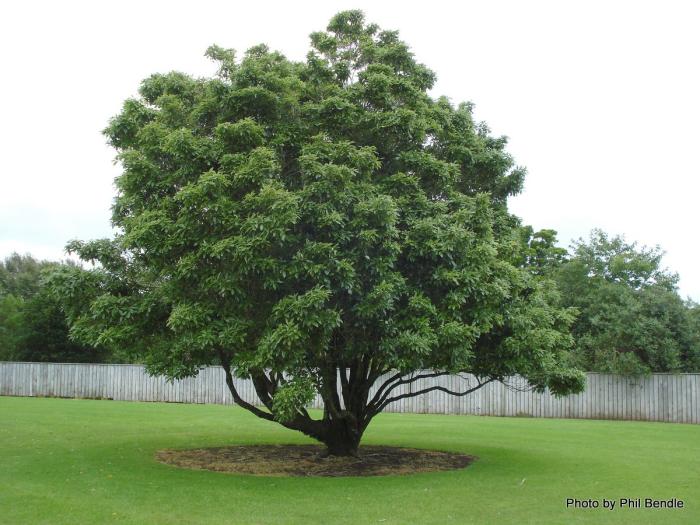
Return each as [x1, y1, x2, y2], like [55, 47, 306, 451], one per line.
[1, 0, 698, 299]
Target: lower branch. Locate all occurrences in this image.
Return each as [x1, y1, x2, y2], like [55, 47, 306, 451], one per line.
[375, 378, 495, 414]
[219, 352, 326, 442]
[362, 376, 495, 423]
[367, 371, 453, 416]
[220, 360, 275, 422]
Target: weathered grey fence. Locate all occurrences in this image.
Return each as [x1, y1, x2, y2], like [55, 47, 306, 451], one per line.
[1, 362, 698, 423]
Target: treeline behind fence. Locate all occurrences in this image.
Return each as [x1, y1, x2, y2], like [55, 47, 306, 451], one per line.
[1, 362, 698, 424]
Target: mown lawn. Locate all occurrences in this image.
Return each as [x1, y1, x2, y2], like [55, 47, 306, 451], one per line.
[0, 396, 698, 524]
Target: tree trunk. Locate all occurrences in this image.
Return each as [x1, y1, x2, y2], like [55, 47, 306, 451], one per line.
[320, 416, 362, 457]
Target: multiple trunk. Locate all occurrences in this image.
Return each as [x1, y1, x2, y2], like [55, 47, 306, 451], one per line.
[220, 355, 491, 457]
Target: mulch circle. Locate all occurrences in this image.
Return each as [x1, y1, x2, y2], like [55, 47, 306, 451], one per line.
[155, 444, 476, 477]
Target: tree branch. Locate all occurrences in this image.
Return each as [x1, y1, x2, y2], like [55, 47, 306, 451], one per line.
[251, 371, 278, 412]
[219, 357, 275, 422]
[319, 365, 343, 419]
[376, 378, 494, 414]
[366, 372, 402, 410]
[367, 371, 453, 414]
[339, 361, 351, 411]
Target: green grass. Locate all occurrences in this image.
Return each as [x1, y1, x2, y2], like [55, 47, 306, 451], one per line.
[1, 397, 698, 524]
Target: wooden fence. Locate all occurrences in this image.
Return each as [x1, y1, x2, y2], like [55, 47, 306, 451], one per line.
[1, 362, 698, 423]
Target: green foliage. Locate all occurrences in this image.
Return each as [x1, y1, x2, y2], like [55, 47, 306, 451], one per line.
[51, 11, 583, 449]
[554, 229, 700, 374]
[0, 253, 106, 363]
[687, 303, 700, 371]
[516, 226, 568, 276]
[271, 375, 317, 423]
[14, 289, 111, 363]
[0, 294, 23, 360]
[566, 229, 677, 290]
[0, 253, 50, 299]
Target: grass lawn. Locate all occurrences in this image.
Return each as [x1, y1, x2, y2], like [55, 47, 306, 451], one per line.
[1, 397, 698, 524]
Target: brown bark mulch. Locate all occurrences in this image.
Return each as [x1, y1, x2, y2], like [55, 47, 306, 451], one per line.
[155, 444, 476, 477]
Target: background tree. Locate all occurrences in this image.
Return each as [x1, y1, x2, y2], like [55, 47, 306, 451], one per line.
[554, 229, 700, 374]
[0, 293, 23, 361]
[0, 253, 48, 298]
[687, 303, 700, 371]
[49, 11, 584, 456]
[0, 253, 107, 363]
[516, 226, 568, 277]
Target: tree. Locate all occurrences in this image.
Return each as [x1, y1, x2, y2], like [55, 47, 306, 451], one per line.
[0, 293, 23, 361]
[0, 253, 57, 361]
[0, 253, 105, 363]
[14, 288, 111, 363]
[555, 229, 700, 374]
[516, 226, 568, 276]
[687, 303, 700, 371]
[49, 11, 584, 456]
[0, 253, 49, 299]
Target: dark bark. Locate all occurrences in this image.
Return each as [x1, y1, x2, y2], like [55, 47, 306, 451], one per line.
[318, 415, 362, 456]
[316, 364, 365, 456]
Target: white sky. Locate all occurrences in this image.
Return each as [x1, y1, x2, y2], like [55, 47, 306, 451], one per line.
[1, 0, 698, 300]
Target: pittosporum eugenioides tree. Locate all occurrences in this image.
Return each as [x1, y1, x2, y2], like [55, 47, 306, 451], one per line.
[50, 11, 585, 456]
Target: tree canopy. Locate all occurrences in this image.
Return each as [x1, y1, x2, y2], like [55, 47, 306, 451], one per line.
[0, 253, 49, 299]
[0, 253, 105, 363]
[554, 230, 700, 374]
[49, 10, 584, 455]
